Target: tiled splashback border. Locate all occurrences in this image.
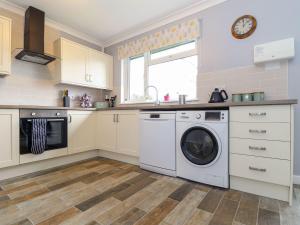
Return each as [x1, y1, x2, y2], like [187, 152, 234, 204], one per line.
[197, 61, 288, 103]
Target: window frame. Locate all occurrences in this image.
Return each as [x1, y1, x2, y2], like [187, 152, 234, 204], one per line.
[122, 39, 199, 103]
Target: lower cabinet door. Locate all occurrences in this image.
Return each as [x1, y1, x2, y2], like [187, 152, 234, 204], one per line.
[0, 109, 19, 168]
[68, 111, 96, 154]
[117, 111, 139, 157]
[97, 112, 117, 152]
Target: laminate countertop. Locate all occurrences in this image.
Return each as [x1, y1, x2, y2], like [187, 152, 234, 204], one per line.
[0, 99, 297, 111]
[0, 105, 96, 111]
[96, 99, 298, 111]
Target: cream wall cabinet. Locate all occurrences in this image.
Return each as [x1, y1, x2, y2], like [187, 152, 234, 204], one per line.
[68, 111, 96, 154]
[97, 110, 139, 157]
[55, 38, 113, 90]
[229, 105, 294, 204]
[0, 16, 11, 76]
[0, 109, 19, 168]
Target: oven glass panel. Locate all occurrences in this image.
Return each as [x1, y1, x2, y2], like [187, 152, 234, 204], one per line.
[20, 118, 67, 154]
[47, 119, 67, 149]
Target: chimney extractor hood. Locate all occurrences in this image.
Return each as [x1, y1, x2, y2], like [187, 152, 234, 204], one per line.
[15, 6, 55, 65]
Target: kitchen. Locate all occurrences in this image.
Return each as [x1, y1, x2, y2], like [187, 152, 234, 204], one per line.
[0, 0, 299, 225]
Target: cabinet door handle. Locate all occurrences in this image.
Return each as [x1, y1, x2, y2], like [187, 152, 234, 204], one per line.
[249, 112, 267, 117]
[249, 166, 267, 172]
[116, 114, 119, 123]
[249, 146, 267, 151]
[69, 115, 72, 123]
[249, 129, 267, 134]
[89, 74, 92, 82]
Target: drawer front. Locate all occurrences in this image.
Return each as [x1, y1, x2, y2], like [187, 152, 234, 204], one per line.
[230, 105, 290, 123]
[230, 138, 290, 160]
[230, 154, 290, 186]
[230, 122, 290, 141]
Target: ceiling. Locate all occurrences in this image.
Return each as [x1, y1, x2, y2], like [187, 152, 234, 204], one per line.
[7, 0, 203, 45]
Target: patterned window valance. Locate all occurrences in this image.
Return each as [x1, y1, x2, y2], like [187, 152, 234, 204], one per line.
[117, 19, 200, 59]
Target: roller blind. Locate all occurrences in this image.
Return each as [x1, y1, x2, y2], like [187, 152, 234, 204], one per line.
[118, 18, 200, 60]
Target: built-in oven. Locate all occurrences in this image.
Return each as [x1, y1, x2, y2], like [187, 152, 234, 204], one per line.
[20, 109, 68, 155]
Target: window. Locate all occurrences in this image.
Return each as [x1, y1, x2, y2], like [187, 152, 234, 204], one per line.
[122, 40, 198, 103]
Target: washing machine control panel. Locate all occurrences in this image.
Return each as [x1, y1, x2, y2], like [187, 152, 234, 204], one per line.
[176, 111, 228, 122]
[195, 113, 201, 119]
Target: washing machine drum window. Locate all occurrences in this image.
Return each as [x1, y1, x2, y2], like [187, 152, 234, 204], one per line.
[181, 127, 219, 165]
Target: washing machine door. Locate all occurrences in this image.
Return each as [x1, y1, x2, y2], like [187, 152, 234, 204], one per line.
[180, 126, 220, 166]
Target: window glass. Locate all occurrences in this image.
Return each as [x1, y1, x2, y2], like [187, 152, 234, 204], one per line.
[148, 55, 197, 101]
[129, 56, 145, 101]
[151, 41, 196, 60]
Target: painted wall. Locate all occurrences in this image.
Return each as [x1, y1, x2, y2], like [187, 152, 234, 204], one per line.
[105, 0, 300, 175]
[0, 7, 105, 107]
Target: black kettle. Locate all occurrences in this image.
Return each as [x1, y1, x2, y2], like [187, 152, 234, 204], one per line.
[209, 88, 228, 103]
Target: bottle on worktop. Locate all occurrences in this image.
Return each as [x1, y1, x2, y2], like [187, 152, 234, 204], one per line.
[63, 89, 70, 107]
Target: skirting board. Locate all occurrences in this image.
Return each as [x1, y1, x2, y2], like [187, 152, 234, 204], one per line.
[98, 150, 139, 165]
[0, 150, 99, 181]
[294, 175, 300, 185]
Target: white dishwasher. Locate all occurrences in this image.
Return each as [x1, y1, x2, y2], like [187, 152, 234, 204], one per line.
[139, 111, 176, 176]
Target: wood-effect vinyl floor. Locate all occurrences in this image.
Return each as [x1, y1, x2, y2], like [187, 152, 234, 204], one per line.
[0, 157, 299, 225]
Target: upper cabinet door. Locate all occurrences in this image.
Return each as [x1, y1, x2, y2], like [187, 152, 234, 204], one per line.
[0, 16, 11, 76]
[60, 39, 87, 85]
[55, 38, 113, 90]
[86, 49, 107, 89]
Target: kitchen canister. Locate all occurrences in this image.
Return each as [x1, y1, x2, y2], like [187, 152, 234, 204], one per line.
[94, 101, 108, 109]
[242, 93, 253, 102]
[253, 92, 265, 101]
[232, 94, 242, 103]
[178, 95, 187, 104]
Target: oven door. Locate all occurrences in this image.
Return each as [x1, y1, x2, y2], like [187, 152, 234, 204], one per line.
[20, 118, 68, 154]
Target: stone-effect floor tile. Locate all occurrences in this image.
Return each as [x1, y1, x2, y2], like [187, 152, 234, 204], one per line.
[164, 189, 207, 225]
[37, 207, 81, 225]
[259, 196, 280, 212]
[234, 193, 259, 225]
[135, 198, 178, 225]
[111, 207, 146, 225]
[168, 183, 194, 202]
[209, 198, 238, 225]
[198, 189, 224, 213]
[257, 208, 280, 225]
[95, 189, 150, 225]
[184, 209, 212, 225]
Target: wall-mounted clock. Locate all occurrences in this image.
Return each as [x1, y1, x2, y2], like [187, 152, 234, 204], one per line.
[232, 15, 257, 39]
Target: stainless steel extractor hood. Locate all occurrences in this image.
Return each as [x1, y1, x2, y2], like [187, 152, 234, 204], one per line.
[15, 6, 56, 65]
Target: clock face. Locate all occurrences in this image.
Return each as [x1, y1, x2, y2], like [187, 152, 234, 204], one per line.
[232, 15, 257, 39]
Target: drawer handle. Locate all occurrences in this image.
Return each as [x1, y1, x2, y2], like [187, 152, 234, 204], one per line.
[180, 116, 190, 119]
[249, 112, 267, 117]
[249, 166, 267, 172]
[249, 129, 267, 134]
[249, 146, 267, 151]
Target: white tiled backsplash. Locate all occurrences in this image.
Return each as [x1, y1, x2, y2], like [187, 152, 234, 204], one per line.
[197, 61, 288, 102]
[0, 58, 105, 107]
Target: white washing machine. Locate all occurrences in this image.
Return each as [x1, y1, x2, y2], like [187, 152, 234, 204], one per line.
[176, 110, 229, 188]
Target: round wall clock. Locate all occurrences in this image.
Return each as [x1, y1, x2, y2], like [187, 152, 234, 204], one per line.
[231, 15, 257, 39]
